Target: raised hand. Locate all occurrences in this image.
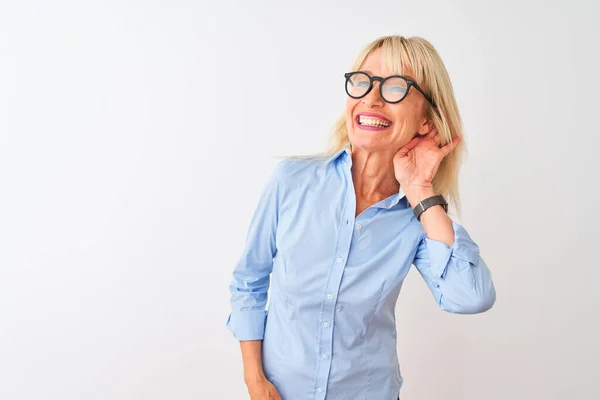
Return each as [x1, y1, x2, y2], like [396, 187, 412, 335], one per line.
[393, 128, 460, 190]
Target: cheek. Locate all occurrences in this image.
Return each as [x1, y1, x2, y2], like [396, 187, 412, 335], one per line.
[345, 98, 355, 116]
[345, 99, 359, 128]
[391, 105, 422, 134]
[390, 117, 421, 143]
[392, 120, 411, 140]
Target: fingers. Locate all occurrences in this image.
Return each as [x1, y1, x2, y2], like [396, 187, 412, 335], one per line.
[428, 128, 460, 153]
[401, 133, 460, 158]
[269, 383, 282, 400]
[405, 136, 420, 150]
[271, 391, 282, 400]
[426, 128, 442, 147]
[440, 136, 461, 156]
[397, 136, 420, 158]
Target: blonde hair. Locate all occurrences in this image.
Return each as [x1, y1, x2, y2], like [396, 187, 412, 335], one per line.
[280, 35, 467, 215]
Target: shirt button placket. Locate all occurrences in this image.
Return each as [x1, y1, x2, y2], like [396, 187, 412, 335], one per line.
[318, 229, 355, 398]
[314, 173, 356, 399]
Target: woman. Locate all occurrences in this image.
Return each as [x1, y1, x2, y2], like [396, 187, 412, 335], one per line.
[226, 35, 496, 400]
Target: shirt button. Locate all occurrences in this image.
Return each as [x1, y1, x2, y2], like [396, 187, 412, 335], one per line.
[356, 223, 363, 230]
[323, 322, 329, 328]
[322, 353, 328, 359]
[317, 387, 323, 393]
[336, 257, 343, 263]
[327, 294, 333, 299]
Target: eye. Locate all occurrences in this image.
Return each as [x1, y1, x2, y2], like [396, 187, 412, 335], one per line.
[385, 85, 407, 93]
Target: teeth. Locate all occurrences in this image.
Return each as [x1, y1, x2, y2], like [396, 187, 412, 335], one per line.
[358, 116, 391, 127]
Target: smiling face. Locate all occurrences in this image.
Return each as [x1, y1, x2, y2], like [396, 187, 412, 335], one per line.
[345, 47, 433, 153]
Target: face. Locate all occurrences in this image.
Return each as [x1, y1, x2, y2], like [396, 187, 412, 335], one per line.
[345, 48, 433, 153]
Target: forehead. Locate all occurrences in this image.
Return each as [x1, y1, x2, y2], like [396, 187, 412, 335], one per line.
[359, 47, 413, 79]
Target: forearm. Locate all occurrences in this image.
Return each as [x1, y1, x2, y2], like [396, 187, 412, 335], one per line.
[410, 192, 497, 313]
[405, 186, 454, 247]
[240, 340, 266, 384]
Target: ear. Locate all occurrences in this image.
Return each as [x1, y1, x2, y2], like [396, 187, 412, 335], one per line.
[416, 118, 434, 135]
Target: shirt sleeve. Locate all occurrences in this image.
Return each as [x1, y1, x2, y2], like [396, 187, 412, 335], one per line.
[412, 221, 496, 314]
[225, 161, 285, 341]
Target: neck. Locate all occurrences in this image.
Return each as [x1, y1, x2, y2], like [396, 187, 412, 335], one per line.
[350, 146, 400, 200]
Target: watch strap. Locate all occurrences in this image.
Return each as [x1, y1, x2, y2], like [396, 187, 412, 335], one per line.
[413, 195, 448, 221]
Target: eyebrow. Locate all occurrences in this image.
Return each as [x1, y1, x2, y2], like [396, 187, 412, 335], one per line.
[360, 69, 416, 81]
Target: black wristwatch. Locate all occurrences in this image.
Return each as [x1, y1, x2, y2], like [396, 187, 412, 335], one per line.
[413, 195, 448, 221]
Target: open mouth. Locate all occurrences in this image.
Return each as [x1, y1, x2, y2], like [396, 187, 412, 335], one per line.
[356, 115, 392, 128]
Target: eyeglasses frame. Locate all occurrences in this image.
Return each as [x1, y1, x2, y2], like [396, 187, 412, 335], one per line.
[344, 71, 437, 108]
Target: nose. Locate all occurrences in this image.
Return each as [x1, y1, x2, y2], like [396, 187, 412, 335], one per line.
[362, 81, 385, 107]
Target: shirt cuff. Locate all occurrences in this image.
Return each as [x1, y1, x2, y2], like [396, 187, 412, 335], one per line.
[424, 221, 481, 279]
[225, 309, 267, 341]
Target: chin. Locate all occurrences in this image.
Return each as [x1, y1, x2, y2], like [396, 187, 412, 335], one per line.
[348, 133, 387, 151]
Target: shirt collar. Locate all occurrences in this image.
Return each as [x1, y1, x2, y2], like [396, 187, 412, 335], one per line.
[326, 142, 407, 209]
[326, 142, 352, 165]
[382, 186, 407, 209]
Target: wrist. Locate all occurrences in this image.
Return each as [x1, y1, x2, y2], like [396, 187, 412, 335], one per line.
[412, 193, 448, 222]
[244, 370, 266, 385]
[403, 185, 436, 208]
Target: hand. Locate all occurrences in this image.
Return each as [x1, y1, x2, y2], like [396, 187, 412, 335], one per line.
[246, 377, 283, 400]
[393, 128, 460, 199]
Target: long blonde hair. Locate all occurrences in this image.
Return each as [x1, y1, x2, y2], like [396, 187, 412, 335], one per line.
[282, 35, 467, 215]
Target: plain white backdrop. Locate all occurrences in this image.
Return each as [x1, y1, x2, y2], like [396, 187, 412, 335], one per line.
[1, 0, 598, 399]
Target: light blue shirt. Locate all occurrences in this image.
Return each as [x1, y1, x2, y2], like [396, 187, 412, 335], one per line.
[226, 144, 496, 400]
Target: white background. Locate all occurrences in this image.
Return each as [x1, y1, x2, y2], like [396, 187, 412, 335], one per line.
[1, 0, 599, 399]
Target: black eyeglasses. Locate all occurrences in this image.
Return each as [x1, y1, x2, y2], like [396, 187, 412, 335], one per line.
[344, 71, 437, 108]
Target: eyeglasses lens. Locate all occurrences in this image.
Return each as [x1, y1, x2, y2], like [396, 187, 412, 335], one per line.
[346, 72, 371, 98]
[380, 77, 408, 103]
[346, 73, 409, 103]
